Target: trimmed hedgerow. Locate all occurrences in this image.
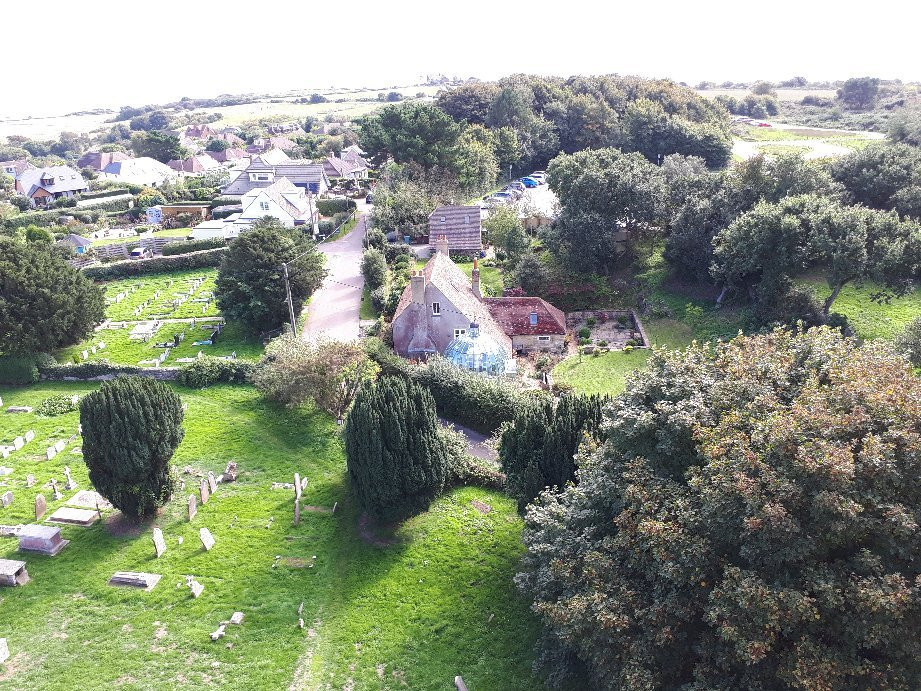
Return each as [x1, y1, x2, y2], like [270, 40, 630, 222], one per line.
[316, 198, 356, 215]
[0, 355, 39, 385]
[83, 247, 226, 280]
[161, 238, 225, 256]
[176, 357, 254, 388]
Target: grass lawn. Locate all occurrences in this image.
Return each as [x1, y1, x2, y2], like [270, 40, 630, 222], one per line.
[757, 143, 812, 156]
[322, 216, 358, 244]
[553, 349, 651, 396]
[0, 382, 539, 689]
[91, 228, 192, 248]
[738, 125, 860, 142]
[456, 260, 504, 297]
[100, 269, 220, 322]
[359, 286, 377, 321]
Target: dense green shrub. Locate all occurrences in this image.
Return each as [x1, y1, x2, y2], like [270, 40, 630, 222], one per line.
[83, 247, 226, 280]
[177, 356, 254, 388]
[316, 198, 357, 215]
[383, 243, 412, 263]
[0, 355, 39, 385]
[211, 206, 242, 220]
[895, 317, 921, 367]
[80, 376, 184, 518]
[361, 248, 387, 290]
[161, 237, 225, 256]
[577, 326, 591, 339]
[364, 227, 387, 250]
[370, 285, 389, 314]
[209, 196, 243, 208]
[35, 393, 80, 417]
[38, 360, 146, 379]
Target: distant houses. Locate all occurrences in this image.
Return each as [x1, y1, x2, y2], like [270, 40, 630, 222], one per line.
[76, 151, 130, 171]
[99, 157, 176, 186]
[323, 155, 368, 181]
[56, 233, 93, 254]
[16, 166, 88, 208]
[427, 205, 483, 252]
[1, 159, 34, 181]
[167, 154, 221, 174]
[221, 159, 329, 197]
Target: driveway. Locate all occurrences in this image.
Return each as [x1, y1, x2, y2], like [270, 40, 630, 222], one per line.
[301, 212, 366, 342]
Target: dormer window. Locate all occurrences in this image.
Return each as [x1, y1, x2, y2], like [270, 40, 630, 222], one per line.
[529, 312, 538, 326]
[259, 201, 270, 211]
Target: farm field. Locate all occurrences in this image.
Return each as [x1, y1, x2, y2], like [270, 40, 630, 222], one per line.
[0, 382, 539, 690]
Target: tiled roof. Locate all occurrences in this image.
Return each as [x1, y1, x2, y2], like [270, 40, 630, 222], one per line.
[394, 251, 511, 352]
[58, 233, 92, 247]
[206, 147, 246, 162]
[323, 156, 367, 178]
[19, 166, 88, 196]
[0, 159, 34, 178]
[211, 132, 244, 146]
[427, 205, 482, 251]
[76, 151, 128, 171]
[184, 124, 216, 139]
[167, 155, 220, 173]
[483, 297, 567, 336]
[221, 160, 327, 195]
[101, 158, 174, 185]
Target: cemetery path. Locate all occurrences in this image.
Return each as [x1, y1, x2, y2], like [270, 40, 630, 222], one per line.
[301, 212, 367, 342]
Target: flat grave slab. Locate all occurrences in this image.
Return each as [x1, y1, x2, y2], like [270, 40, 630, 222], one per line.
[0, 558, 29, 586]
[6, 406, 32, 414]
[18, 524, 69, 556]
[66, 490, 112, 510]
[46, 507, 99, 527]
[108, 571, 162, 592]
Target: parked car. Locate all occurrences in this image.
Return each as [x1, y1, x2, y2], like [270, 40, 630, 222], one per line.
[129, 247, 152, 260]
[507, 181, 526, 193]
[502, 186, 523, 200]
[529, 173, 546, 184]
[756, 122, 772, 128]
[490, 192, 514, 204]
[520, 177, 539, 188]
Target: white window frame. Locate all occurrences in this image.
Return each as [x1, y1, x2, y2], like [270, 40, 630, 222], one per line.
[259, 201, 270, 211]
[431, 302, 441, 316]
[538, 335, 550, 342]
[454, 328, 466, 338]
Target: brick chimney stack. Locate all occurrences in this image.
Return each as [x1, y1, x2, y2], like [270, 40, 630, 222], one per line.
[411, 270, 426, 304]
[471, 257, 481, 299]
[435, 234, 450, 256]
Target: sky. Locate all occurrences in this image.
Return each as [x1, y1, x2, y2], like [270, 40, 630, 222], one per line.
[4, 0, 921, 118]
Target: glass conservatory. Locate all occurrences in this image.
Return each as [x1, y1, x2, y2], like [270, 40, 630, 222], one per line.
[444, 323, 508, 376]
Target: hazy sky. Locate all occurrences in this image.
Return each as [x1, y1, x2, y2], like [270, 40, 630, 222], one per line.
[5, 0, 920, 118]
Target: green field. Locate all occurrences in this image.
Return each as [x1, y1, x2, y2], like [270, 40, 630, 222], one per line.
[0, 382, 539, 690]
[100, 270, 220, 322]
[456, 260, 504, 297]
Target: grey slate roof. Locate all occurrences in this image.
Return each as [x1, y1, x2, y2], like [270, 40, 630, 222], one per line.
[221, 162, 329, 196]
[427, 205, 482, 251]
[18, 166, 87, 197]
[58, 233, 93, 248]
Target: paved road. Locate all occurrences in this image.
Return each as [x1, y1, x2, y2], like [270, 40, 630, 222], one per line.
[301, 212, 366, 342]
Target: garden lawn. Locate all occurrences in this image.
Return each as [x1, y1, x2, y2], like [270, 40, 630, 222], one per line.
[0, 382, 539, 690]
[456, 260, 504, 297]
[359, 287, 377, 321]
[553, 349, 651, 396]
[91, 229, 192, 248]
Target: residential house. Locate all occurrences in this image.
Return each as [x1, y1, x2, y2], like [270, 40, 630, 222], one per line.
[76, 151, 130, 171]
[209, 132, 245, 147]
[266, 122, 305, 136]
[256, 148, 291, 165]
[392, 237, 566, 360]
[56, 233, 93, 254]
[16, 166, 88, 208]
[0, 159, 34, 181]
[342, 144, 366, 157]
[205, 147, 246, 164]
[100, 157, 176, 186]
[167, 154, 220, 174]
[427, 205, 482, 252]
[323, 155, 368, 181]
[184, 124, 217, 140]
[246, 136, 297, 153]
[316, 121, 345, 135]
[221, 160, 329, 197]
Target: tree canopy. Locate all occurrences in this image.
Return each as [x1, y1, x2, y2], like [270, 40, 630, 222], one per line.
[130, 130, 185, 163]
[518, 327, 921, 689]
[357, 102, 461, 170]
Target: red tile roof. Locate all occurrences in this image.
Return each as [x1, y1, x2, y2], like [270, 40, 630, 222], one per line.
[483, 297, 567, 336]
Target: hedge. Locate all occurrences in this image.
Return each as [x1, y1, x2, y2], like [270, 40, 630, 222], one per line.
[80, 189, 132, 200]
[83, 247, 226, 281]
[161, 237, 225, 256]
[176, 357, 255, 388]
[212, 205, 242, 220]
[317, 198, 356, 215]
[210, 196, 242, 208]
[2, 197, 131, 229]
[38, 360, 146, 380]
[0, 355, 39, 385]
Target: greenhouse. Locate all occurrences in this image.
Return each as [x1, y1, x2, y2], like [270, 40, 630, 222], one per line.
[444, 323, 509, 375]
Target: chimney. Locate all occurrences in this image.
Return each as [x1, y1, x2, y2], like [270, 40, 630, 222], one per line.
[411, 270, 426, 304]
[471, 257, 482, 299]
[435, 234, 450, 256]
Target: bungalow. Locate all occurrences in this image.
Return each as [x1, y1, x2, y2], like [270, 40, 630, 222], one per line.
[100, 157, 176, 186]
[427, 205, 482, 252]
[76, 151, 130, 171]
[16, 166, 88, 208]
[205, 147, 246, 164]
[323, 155, 368, 181]
[56, 233, 93, 255]
[221, 160, 329, 197]
[209, 132, 245, 147]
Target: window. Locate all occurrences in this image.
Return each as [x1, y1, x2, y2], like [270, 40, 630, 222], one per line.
[454, 328, 466, 338]
[464, 214, 470, 224]
[431, 302, 441, 316]
[441, 216, 446, 223]
[538, 335, 550, 341]
[259, 201, 270, 211]
[529, 312, 538, 326]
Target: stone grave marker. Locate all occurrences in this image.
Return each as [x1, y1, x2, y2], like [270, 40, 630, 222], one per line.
[186, 575, 204, 598]
[199, 527, 215, 551]
[26, 474, 35, 488]
[63, 466, 77, 491]
[66, 490, 111, 510]
[1, 491, 12, 508]
[207, 472, 217, 494]
[210, 624, 226, 641]
[230, 612, 244, 625]
[294, 473, 302, 501]
[50, 478, 62, 500]
[18, 524, 69, 555]
[199, 478, 210, 505]
[152, 527, 166, 558]
[46, 507, 99, 527]
[188, 494, 197, 520]
[54, 440, 66, 453]
[0, 558, 29, 587]
[81, 350, 88, 360]
[6, 406, 32, 414]
[34, 494, 46, 520]
[46, 446, 57, 461]
[221, 461, 238, 483]
[0, 638, 8, 664]
[0, 447, 8, 459]
[12, 437, 24, 451]
[108, 572, 161, 592]
[294, 499, 300, 526]
[24, 430, 34, 443]
[0, 467, 11, 477]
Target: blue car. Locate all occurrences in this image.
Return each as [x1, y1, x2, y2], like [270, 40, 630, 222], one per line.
[520, 177, 539, 188]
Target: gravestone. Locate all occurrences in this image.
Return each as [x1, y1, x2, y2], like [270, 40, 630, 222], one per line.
[46, 507, 99, 527]
[0, 467, 11, 477]
[66, 490, 111, 510]
[0, 558, 29, 587]
[294, 474, 302, 501]
[207, 472, 217, 494]
[34, 494, 46, 520]
[54, 440, 66, 453]
[6, 406, 32, 413]
[294, 499, 300, 526]
[188, 494, 197, 521]
[24, 430, 34, 443]
[46, 447, 57, 461]
[12, 437, 24, 451]
[186, 575, 204, 598]
[300, 476, 308, 491]
[199, 527, 215, 551]
[18, 524, 69, 556]
[221, 461, 238, 483]
[26, 475, 35, 488]
[200, 478, 210, 505]
[82, 350, 88, 360]
[152, 527, 166, 558]
[230, 612, 244, 625]
[63, 466, 77, 491]
[108, 572, 161, 592]
[0, 638, 8, 664]
[50, 478, 62, 500]
[1, 491, 12, 508]
[210, 624, 226, 641]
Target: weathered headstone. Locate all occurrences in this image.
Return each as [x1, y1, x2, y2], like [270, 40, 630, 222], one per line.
[24, 430, 34, 443]
[200, 478, 210, 505]
[54, 440, 66, 453]
[199, 527, 215, 551]
[12, 437, 24, 451]
[294, 499, 300, 526]
[210, 624, 226, 641]
[188, 494, 197, 520]
[300, 476, 308, 491]
[34, 494, 46, 520]
[221, 461, 238, 483]
[186, 575, 204, 598]
[26, 474, 35, 488]
[65, 490, 111, 510]
[63, 466, 77, 491]
[152, 527, 166, 558]
[0, 466, 11, 477]
[0, 558, 29, 587]
[6, 406, 32, 413]
[294, 473, 302, 501]
[50, 478, 62, 500]
[230, 611, 244, 625]
[207, 472, 217, 494]
[1, 491, 12, 508]
[46, 447, 57, 461]
[46, 507, 98, 527]
[108, 572, 161, 591]
[332, 501, 338, 514]
[0, 637, 8, 664]
[81, 350, 89, 360]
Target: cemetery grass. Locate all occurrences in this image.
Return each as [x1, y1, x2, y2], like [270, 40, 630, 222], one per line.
[0, 382, 539, 690]
[98, 269, 220, 322]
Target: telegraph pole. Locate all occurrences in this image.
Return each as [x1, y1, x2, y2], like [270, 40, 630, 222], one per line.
[282, 262, 297, 337]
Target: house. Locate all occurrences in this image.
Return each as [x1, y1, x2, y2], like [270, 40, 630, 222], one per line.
[209, 132, 245, 147]
[184, 124, 216, 140]
[427, 205, 482, 252]
[246, 136, 297, 153]
[266, 122, 305, 136]
[323, 155, 369, 181]
[0, 159, 34, 181]
[317, 121, 345, 135]
[205, 147, 246, 164]
[256, 148, 291, 165]
[154, 202, 211, 224]
[221, 160, 329, 197]
[56, 233, 93, 254]
[342, 144, 366, 157]
[100, 157, 176, 186]
[167, 154, 220, 174]
[16, 166, 88, 208]
[235, 177, 317, 230]
[392, 237, 566, 361]
[76, 151, 130, 171]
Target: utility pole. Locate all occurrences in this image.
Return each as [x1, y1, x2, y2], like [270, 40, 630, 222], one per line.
[282, 262, 297, 337]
